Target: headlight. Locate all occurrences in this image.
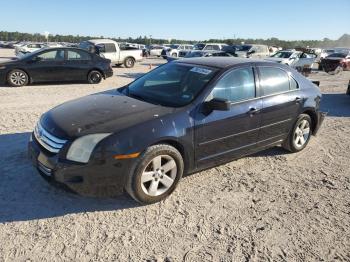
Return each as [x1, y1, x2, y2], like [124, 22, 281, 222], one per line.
[0, 66, 6, 70]
[66, 133, 111, 163]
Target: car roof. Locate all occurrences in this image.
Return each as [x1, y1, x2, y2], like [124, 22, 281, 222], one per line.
[88, 39, 117, 44]
[175, 57, 269, 69]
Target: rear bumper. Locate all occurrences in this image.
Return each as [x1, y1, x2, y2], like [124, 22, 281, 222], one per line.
[28, 134, 134, 197]
[104, 69, 113, 79]
[313, 111, 327, 135]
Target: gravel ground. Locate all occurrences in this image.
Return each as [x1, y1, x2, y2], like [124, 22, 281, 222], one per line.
[0, 48, 349, 261]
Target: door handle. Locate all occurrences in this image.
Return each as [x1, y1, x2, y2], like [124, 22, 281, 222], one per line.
[247, 107, 260, 116]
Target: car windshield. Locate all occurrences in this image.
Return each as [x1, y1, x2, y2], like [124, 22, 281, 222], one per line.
[18, 48, 47, 59]
[122, 63, 218, 107]
[327, 53, 347, 58]
[184, 51, 204, 58]
[236, 45, 252, 51]
[271, 52, 293, 58]
[170, 44, 180, 49]
[194, 44, 205, 50]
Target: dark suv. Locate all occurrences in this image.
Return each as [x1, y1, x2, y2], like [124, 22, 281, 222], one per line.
[28, 58, 325, 204]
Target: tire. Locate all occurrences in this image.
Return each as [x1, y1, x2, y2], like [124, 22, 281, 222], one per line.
[7, 69, 29, 87]
[283, 114, 312, 153]
[125, 144, 184, 204]
[87, 70, 102, 84]
[124, 57, 135, 68]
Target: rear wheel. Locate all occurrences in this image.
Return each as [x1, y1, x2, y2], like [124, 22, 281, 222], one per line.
[125, 144, 184, 204]
[124, 57, 135, 68]
[283, 114, 312, 152]
[7, 69, 29, 87]
[87, 70, 102, 84]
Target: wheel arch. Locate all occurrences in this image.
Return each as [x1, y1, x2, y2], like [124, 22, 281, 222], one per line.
[150, 139, 191, 174]
[124, 56, 135, 63]
[302, 109, 318, 134]
[89, 68, 105, 79]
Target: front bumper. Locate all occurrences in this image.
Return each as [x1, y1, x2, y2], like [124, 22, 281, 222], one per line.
[28, 134, 134, 197]
[313, 111, 327, 135]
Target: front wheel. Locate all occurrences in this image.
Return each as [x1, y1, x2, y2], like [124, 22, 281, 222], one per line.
[7, 69, 29, 87]
[125, 144, 184, 204]
[283, 114, 312, 153]
[87, 70, 102, 84]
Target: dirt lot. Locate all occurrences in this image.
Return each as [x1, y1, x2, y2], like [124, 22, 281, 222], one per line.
[0, 48, 349, 262]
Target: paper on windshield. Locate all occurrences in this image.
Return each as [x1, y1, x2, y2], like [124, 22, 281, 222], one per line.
[190, 67, 212, 75]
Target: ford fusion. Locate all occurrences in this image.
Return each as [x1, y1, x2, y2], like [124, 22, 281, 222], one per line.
[28, 57, 325, 204]
[0, 47, 113, 87]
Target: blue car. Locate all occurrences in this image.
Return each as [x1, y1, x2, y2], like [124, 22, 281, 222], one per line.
[28, 57, 325, 204]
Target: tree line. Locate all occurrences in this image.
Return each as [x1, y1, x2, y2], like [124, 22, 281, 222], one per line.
[0, 31, 349, 49]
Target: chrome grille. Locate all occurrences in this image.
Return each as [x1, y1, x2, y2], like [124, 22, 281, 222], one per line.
[33, 122, 67, 153]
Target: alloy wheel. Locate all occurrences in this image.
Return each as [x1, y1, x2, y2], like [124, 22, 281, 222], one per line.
[140, 155, 177, 197]
[293, 119, 310, 148]
[10, 71, 27, 86]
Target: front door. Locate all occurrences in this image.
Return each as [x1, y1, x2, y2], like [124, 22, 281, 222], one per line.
[195, 66, 262, 168]
[27, 49, 66, 82]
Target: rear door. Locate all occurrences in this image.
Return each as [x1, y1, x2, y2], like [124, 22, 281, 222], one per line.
[64, 50, 93, 81]
[195, 66, 262, 168]
[257, 66, 302, 147]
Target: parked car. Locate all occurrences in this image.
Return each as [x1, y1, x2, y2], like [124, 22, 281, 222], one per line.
[28, 57, 325, 203]
[161, 44, 194, 58]
[194, 43, 206, 50]
[235, 44, 270, 58]
[167, 50, 234, 62]
[202, 43, 228, 51]
[15, 43, 45, 56]
[320, 49, 335, 60]
[149, 45, 165, 57]
[320, 52, 350, 74]
[0, 47, 113, 87]
[265, 51, 317, 68]
[79, 39, 143, 68]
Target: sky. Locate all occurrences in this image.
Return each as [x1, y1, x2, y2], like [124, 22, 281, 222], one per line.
[0, 0, 349, 41]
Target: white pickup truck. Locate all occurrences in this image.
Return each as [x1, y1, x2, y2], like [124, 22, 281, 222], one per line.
[79, 39, 143, 68]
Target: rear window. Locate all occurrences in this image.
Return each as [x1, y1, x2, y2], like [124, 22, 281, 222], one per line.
[259, 67, 290, 96]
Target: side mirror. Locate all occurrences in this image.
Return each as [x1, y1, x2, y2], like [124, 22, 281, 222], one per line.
[32, 56, 42, 62]
[204, 98, 230, 112]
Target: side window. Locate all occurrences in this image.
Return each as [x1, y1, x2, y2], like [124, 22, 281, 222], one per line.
[96, 44, 106, 53]
[290, 76, 299, 90]
[67, 50, 91, 60]
[105, 43, 116, 53]
[209, 67, 256, 103]
[37, 50, 65, 61]
[259, 67, 290, 96]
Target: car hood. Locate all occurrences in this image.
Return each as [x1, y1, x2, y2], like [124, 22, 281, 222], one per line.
[41, 90, 175, 139]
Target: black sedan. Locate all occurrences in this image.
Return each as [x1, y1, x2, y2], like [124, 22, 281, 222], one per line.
[0, 47, 113, 87]
[28, 58, 325, 204]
